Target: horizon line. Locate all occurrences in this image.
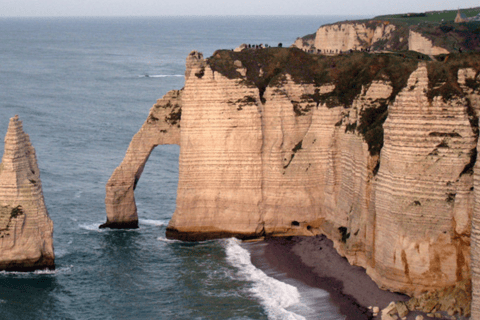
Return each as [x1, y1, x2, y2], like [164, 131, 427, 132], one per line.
[0, 14, 371, 18]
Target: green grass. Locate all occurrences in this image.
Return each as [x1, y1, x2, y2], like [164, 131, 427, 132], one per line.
[374, 7, 480, 25]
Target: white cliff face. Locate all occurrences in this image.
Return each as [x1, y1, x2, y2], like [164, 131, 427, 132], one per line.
[167, 54, 264, 239]
[106, 49, 480, 302]
[469, 71, 480, 319]
[308, 21, 454, 56]
[408, 30, 449, 56]
[0, 115, 54, 271]
[313, 22, 396, 53]
[369, 64, 475, 295]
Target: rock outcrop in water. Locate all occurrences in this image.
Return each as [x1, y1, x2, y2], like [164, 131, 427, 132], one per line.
[0, 115, 54, 271]
[105, 48, 480, 312]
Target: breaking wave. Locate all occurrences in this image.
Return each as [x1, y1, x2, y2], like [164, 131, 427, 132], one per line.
[0, 266, 73, 277]
[224, 238, 306, 320]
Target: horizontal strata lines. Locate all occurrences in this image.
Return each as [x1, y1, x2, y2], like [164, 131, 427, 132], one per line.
[385, 117, 472, 126]
[383, 147, 472, 159]
[375, 181, 460, 200]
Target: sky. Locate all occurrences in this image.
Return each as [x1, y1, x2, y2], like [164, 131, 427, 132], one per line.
[1, 0, 479, 17]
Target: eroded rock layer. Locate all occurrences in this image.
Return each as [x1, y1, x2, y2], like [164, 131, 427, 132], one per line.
[0, 115, 54, 271]
[106, 49, 480, 299]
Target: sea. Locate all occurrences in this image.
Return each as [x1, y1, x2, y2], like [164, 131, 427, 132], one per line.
[0, 16, 364, 320]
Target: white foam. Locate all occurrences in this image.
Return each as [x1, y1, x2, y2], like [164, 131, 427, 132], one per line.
[0, 266, 72, 277]
[156, 236, 181, 243]
[139, 219, 169, 226]
[78, 222, 104, 231]
[224, 238, 306, 320]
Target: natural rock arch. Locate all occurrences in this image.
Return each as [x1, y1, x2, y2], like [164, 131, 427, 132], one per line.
[102, 51, 205, 229]
[101, 91, 181, 228]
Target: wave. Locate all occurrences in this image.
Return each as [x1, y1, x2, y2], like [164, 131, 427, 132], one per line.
[156, 236, 181, 243]
[0, 266, 73, 277]
[78, 222, 104, 231]
[139, 219, 169, 226]
[138, 74, 184, 78]
[224, 238, 306, 320]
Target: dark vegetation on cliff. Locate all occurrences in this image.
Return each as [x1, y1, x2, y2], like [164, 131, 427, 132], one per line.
[388, 7, 480, 52]
[207, 47, 419, 108]
[0, 205, 23, 237]
[317, 7, 480, 53]
[416, 22, 480, 52]
[207, 48, 480, 157]
[207, 48, 419, 156]
[427, 52, 480, 102]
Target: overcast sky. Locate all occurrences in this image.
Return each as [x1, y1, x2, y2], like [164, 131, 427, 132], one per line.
[2, 0, 478, 17]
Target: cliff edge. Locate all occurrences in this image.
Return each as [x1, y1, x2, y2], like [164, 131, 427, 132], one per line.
[0, 115, 54, 271]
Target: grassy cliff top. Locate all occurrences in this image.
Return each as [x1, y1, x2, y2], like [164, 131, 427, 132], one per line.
[207, 47, 480, 107]
[300, 13, 480, 53]
[374, 7, 480, 25]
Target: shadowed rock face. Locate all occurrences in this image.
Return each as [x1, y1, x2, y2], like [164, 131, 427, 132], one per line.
[105, 49, 480, 301]
[0, 115, 54, 271]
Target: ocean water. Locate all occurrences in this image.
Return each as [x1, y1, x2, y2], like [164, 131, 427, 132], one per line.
[0, 16, 359, 319]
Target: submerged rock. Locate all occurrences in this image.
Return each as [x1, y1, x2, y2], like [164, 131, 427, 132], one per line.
[0, 115, 54, 271]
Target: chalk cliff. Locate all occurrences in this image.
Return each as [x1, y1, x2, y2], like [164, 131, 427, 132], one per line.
[312, 21, 398, 53]
[295, 20, 478, 55]
[408, 30, 449, 56]
[0, 115, 54, 271]
[105, 48, 480, 306]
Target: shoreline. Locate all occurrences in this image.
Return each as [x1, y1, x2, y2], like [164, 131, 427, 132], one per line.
[247, 235, 441, 320]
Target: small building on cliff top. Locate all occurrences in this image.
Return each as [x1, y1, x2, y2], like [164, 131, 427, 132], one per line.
[455, 9, 468, 23]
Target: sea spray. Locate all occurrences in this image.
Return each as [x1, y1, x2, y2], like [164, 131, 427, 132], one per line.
[224, 238, 306, 320]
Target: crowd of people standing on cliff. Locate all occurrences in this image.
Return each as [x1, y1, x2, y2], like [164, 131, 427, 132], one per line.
[303, 47, 373, 55]
[240, 43, 282, 49]
[238, 42, 375, 56]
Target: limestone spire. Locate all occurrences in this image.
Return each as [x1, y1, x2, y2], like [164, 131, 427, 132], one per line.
[0, 115, 54, 271]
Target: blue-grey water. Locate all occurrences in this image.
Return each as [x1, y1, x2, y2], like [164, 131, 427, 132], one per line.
[0, 16, 359, 319]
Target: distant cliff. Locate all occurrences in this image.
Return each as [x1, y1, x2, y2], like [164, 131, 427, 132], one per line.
[293, 19, 480, 55]
[0, 116, 54, 271]
[105, 48, 480, 313]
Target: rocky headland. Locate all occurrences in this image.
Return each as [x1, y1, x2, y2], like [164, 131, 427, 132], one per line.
[294, 9, 480, 55]
[104, 14, 480, 319]
[0, 115, 54, 271]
